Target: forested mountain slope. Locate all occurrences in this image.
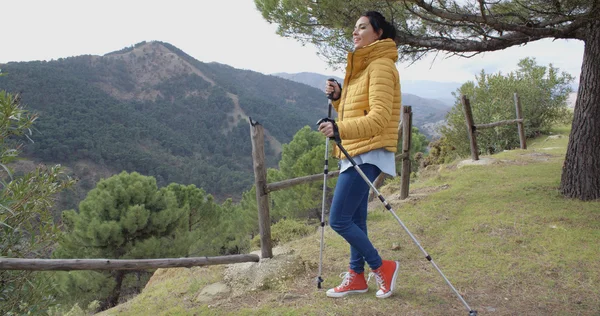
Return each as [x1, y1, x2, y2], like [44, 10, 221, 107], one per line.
[0, 41, 329, 202]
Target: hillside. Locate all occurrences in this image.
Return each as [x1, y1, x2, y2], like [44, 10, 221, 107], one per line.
[98, 127, 600, 315]
[0, 41, 332, 203]
[273, 72, 452, 139]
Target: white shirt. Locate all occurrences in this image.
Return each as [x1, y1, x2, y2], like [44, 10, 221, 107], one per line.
[339, 148, 396, 177]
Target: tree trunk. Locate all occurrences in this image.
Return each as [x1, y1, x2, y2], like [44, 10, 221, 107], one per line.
[101, 270, 126, 310]
[560, 21, 600, 200]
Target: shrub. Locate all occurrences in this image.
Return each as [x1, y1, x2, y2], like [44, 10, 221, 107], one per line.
[441, 57, 573, 157]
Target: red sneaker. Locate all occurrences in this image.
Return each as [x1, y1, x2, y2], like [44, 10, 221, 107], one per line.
[369, 260, 399, 298]
[326, 269, 369, 298]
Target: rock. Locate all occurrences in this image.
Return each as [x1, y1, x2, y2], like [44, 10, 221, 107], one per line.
[545, 135, 563, 141]
[457, 157, 495, 168]
[195, 282, 230, 303]
[223, 246, 306, 297]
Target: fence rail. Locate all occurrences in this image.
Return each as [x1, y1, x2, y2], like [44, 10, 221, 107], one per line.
[266, 171, 340, 193]
[475, 118, 523, 129]
[0, 254, 260, 271]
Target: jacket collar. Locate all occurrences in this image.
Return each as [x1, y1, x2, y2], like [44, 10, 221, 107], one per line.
[344, 39, 398, 80]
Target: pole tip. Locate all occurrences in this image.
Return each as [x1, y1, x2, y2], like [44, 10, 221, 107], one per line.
[469, 311, 478, 316]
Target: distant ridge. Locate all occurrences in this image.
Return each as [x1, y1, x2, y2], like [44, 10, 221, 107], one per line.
[273, 72, 461, 106]
[272, 72, 343, 91]
[400, 80, 461, 105]
[272, 72, 452, 139]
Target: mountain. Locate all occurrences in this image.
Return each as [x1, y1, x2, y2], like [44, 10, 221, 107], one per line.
[272, 72, 344, 92]
[0, 41, 331, 205]
[401, 94, 450, 139]
[272, 72, 452, 139]
[400, 80, 461, 105]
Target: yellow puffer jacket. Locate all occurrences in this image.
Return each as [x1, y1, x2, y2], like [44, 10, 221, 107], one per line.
[332, 38, 401, 158]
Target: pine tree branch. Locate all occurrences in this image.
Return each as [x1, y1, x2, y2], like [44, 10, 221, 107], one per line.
[399, 0, 587, 39]
[396, 29, 544, 53]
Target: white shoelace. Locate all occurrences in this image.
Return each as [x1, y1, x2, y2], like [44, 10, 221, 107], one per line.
[337, 272, 353, 288]
[367, 271, 387, 291]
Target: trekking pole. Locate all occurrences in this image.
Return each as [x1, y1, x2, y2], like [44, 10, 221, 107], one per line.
[317, 126, 477, 315]
[316, 78, 337, 289]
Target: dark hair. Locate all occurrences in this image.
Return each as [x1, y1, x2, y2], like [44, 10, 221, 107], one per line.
[363, 11, 397, 41]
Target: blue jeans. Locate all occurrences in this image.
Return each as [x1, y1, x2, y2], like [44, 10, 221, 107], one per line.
[329, 163, 382, 273]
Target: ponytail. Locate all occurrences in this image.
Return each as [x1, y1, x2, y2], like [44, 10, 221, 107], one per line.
[363, 11, 397, 42]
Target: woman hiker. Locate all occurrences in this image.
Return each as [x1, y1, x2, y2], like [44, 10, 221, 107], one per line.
[317, 11, 402, 299]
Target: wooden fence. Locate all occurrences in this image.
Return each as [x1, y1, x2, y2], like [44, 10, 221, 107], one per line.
[461, 93, 526, 161]
[2, 108, 414, 269]
[250, 106, 414, 258]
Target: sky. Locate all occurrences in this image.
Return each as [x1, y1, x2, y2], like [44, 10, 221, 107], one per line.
[1, 0, 585, 85]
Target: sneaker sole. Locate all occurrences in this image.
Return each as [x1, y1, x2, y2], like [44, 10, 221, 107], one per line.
[326, 288, 368, 298]
[376, 261, 399, 299]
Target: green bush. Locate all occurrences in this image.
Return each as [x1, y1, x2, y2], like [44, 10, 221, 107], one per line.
[419, 137, 460, 167]
[441, 57, 573, 157]
[0, 91, 74, 315]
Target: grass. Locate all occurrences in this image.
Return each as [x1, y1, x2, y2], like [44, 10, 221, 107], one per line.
[100, 127, 600, 316]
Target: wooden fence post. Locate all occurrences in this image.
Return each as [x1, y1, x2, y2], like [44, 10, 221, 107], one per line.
[249, 118, 273, 259]
[513, 92, 527, 150]
[461, 95, 479, 161]
[400, 106, 412, 200]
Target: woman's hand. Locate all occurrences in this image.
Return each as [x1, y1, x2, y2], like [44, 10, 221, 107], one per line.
[318, 121, 335, 138]
[325, 80, 341, 100]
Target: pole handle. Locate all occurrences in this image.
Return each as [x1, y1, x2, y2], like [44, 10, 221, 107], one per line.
[327, 78, 338, 118]
[327, 78, 336, 101]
